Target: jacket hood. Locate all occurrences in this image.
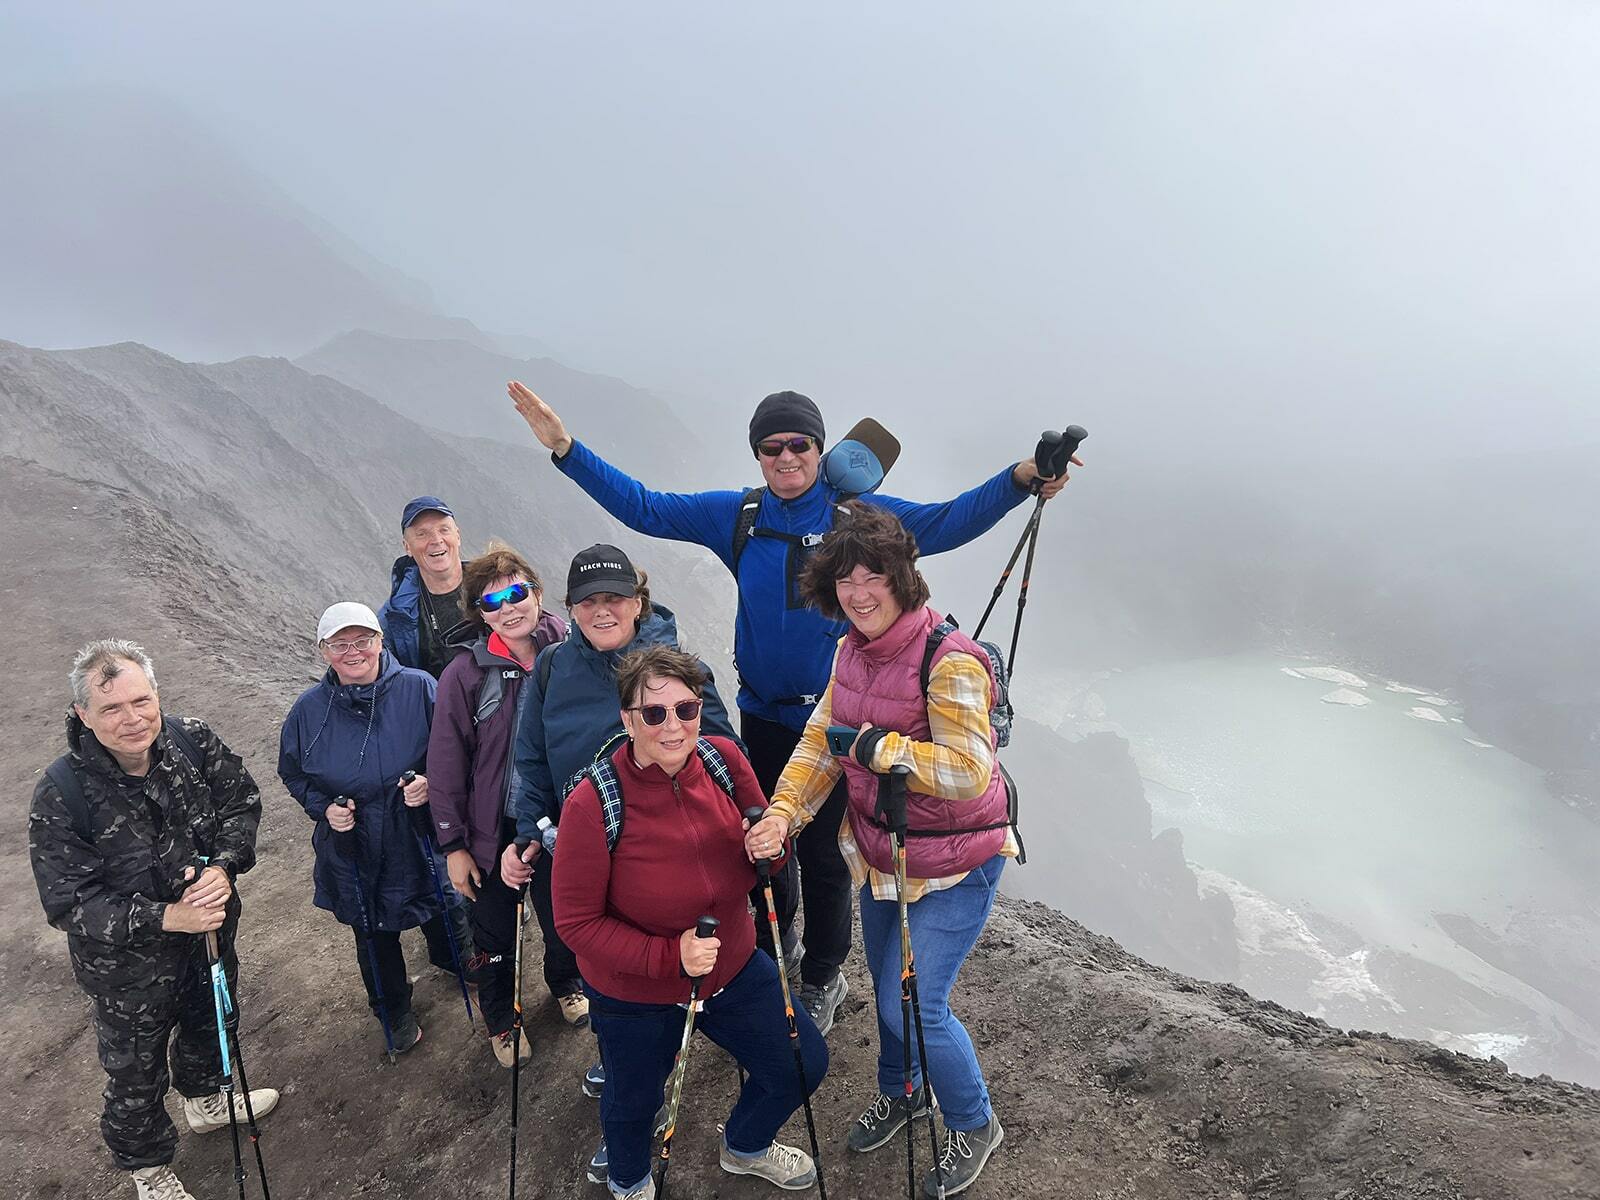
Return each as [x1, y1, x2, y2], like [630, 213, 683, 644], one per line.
[318, 650, 407, 699]
[388, 554, 419, 599]
[571, 603, 681, 663]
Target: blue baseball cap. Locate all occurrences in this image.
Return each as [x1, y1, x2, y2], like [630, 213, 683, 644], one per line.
[401, 495, 455, 530]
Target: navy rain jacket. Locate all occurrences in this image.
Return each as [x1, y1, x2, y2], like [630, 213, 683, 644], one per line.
[278, 652, 442, 931]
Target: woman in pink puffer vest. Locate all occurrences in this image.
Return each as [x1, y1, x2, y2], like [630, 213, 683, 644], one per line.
[754, 502, 1016, 1198]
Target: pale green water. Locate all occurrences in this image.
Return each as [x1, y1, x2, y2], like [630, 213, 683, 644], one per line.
[1034, 652, 1600, 1080]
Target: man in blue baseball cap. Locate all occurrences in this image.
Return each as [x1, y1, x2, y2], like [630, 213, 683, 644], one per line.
[379, 496, 466, 679]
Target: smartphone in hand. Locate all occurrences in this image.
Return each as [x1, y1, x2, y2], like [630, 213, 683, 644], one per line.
[825, 725, 857, 757]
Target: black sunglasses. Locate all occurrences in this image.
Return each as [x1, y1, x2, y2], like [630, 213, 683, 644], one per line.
[628, 700, 703, 726]
[755, 436, 817, 458]
[478, 582, 532, 612]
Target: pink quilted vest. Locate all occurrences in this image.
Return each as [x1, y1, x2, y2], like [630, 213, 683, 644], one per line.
[830, 605, 1008, 878]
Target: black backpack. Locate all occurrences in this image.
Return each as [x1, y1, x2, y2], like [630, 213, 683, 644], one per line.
[729, 486, 858, 576]
[45, 717, 206, 841]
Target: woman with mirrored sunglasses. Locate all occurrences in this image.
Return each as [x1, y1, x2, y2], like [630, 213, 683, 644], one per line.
[425, 541, 567, 1068]
[503, 542, 740, 1182]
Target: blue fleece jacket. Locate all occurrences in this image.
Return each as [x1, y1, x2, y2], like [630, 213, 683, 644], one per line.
[510, 603, 737, 842]
[553, 439, 1029, 731]
[278, 652, 442, 931]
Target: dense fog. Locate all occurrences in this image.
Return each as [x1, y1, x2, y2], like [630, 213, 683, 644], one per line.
[4, 2, 1597, 1084]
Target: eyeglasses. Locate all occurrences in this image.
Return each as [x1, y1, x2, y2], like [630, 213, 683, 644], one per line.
[756, 436, 817, 458]
[478, 583, 532, 612]
[324, 634, 378, 654]
[628, 700, 703, 726]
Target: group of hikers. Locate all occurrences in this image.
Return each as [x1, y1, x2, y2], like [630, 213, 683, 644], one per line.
[29, 385, 1078, 1200]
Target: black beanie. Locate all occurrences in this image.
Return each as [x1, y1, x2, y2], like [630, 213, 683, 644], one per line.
[748, 391, 825, 453]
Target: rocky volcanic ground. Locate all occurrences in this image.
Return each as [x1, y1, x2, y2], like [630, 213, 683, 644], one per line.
[7, 461, 1600, 1200]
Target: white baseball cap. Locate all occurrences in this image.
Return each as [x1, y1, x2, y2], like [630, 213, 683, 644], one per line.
[317, 602, 383, 643]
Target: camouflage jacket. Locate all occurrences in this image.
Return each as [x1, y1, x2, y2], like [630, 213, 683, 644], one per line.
[29, 709, 262, 997]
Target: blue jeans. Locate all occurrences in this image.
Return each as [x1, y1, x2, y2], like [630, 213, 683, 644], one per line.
[858, 854, 1003, 1132]
[587, 949, 828, 1191]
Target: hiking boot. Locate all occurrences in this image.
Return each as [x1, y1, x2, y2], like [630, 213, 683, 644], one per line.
[490, 1028, 532, 1068]
[131, 1165, 195, 1200]
[922, 1114, 1004, 1198]
[390, 1010, 424, 1054]
[183, 1085, 281, 1133]
[583, 1061, 606, 1098]
[847, 1085, 932, 1153]
[559, 990, 591, 1028]
[587, 1112, 668, 1184]
[795, 973, 848, 1036]
[608, 1172, 655, 1199]
[719, 1138, 816, 1190]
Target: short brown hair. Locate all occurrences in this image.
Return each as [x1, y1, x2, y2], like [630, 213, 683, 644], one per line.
[615, 645, 707, 709]
[564, 569, 654, 628]
[799, 501, 930, 621]
[460, 540, 544, 631]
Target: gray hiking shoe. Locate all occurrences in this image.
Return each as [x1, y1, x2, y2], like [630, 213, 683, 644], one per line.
[131, 1166, 195, 1200]
[922, 1114, 1004, 1198]
[795, 973, 847, 1036]
[719, 1138, 816, 1189]
[847, 1085, 932, 1153]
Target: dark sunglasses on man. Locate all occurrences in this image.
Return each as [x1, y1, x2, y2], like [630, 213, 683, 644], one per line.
[627, 700, 703, 726]
[477, 582, 533, 612]
[755, 436, 817, 458]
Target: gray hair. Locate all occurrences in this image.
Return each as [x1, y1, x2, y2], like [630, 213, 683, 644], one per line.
[70, 639, 159, 708]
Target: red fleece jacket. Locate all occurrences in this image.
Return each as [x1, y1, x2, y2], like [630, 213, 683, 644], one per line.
[551, 736, 784, 1004]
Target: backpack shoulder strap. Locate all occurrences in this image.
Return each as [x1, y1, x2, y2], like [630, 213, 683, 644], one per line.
[45, 757, 92, 842]
[730, 486, 767, 573]
[161, 716, 206, 774]
[561, 731, 631, 851]
[919, 616, 959, 698]
[536, 642, 557, 696]
[474, 666, 505, 726]
[693, 738, 738, 801]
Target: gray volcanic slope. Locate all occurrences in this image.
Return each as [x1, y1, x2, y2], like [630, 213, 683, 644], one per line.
[2, 343, 1598, 1199]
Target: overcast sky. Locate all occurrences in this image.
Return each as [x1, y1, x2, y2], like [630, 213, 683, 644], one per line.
[5, 1, 1598, 464]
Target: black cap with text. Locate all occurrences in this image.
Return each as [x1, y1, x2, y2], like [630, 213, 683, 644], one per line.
[567, 543, 640, 604]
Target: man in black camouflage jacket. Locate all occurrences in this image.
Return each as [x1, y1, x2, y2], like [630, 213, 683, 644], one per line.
[29, 640, 280, 1200]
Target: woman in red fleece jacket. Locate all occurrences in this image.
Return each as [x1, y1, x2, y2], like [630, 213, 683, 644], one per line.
[553, 645, 828, 1199]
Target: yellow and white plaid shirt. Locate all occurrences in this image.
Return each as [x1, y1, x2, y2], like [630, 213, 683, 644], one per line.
[767, 644, 1018, 903]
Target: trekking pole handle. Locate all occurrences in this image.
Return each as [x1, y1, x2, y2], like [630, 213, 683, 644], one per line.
[400, 770, 417, 786]
[695, 915, 720, 940]
[743, 806, 774, 881]
[1035, 425, 1088, 483]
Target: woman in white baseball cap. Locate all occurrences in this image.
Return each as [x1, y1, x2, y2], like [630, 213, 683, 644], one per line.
[278, 601, 461, 1056]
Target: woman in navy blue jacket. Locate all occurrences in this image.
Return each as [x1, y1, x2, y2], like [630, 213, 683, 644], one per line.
[278, 602, 458, 1052]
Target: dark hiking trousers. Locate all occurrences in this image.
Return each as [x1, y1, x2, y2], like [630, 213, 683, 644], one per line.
[587, 950, 828, 1192]
[351, 906, 463, 1027]
[91, 940, 233, 1170]
[471, 822, 582, 1036]
[742, 712, 853, 988]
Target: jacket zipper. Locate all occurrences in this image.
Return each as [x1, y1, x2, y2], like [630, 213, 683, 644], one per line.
[676, 776, 719, 966]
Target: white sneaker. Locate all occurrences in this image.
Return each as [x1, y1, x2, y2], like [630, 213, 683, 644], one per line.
[131, 1165, 196, 1200]
[183, 1085, 281, 1133]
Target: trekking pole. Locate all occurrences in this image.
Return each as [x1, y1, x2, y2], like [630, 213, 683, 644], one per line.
[337, 798, 398, 1064]
[402, 770, 475, 1028]
[202, 923, 248, 1200]
[878, 765, 945, 1200]
[508, 841, 531, 1200]
[973, 425, 1088, 675]
[657, 915, 720, 1200]
[745, 808, 827, 1200]
[205, 927, 272, 1199]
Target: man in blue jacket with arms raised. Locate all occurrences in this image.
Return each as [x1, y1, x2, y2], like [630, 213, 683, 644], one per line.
[508, 381, 1074, 1035]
